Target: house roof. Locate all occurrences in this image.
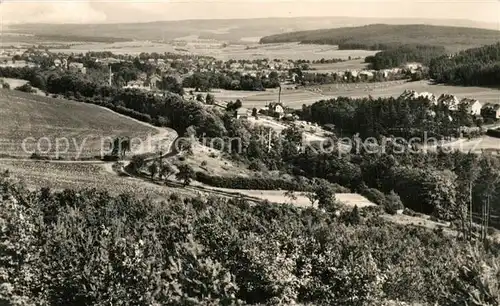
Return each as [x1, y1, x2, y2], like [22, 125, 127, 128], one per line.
[483, 103, 500, 111]
[460, 98, 481, 108]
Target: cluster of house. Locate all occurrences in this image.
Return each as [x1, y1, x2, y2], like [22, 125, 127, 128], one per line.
[399, 90, 500, 119]
[53, 58, 87, 74]
[0, 49, 35, 68]
[234, 102, 286, 120]
[123, 73, 163, 91]
[228, 60, 295, 72]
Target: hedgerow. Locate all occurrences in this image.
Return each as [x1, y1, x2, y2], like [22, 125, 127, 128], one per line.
[194, 171, 349, 193]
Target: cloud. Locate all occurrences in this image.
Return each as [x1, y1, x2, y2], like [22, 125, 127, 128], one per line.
[1, 0, 108, 24]
[0, 0, 498, 24]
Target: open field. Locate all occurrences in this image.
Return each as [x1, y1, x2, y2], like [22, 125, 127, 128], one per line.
[184, 88, 264, 102]
[0, 159, 197, 199]
[309, 59, 369, 73]
[242, 80, 500, 109]
[1, 78, 29, 88]
[51, 41, 378, 61]
[191, 182, 376, 208]
[0, 89, 157, 158]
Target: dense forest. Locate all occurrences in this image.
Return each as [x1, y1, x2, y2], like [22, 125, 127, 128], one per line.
[226, 120, 499, 223]
[260, 24, 500, 51]
[364, 44, 446, 70]
[299, 96, 479, 139]
[429, 43, 500, 86]
[1, 172, 499, 305]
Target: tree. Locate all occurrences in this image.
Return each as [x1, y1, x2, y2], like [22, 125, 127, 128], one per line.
[160, 162, 175, 180]
[148, 162, 158, 181]
[205, 93, 215, 105]
[346, 205, 361, 225]
[130, 155, 146, 173]
[284, 190, 297, 203]
[252, 107, 258, 118]
[111, 137, 130, 159]
[15, 83, 35, 93]
[473, 157, 500, 241]
[227, 100, 243, 112]
[315, 182, 337, 212]
[384, 190, 404, 215]
[235, 99, 242, 109]
[302, 191, 317, 207]
[159, 75, 184, 95]
[176, 164, 195, 186]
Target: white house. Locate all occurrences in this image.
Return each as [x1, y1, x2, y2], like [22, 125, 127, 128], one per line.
[230, 62, 242, 69]
[419, 92, 437, 105]
[359, 71, 374, 81]
[236, 108, 249, 119]
[269, 102, 285, 119]
[460, 98, 482, 116]
[68, 62, 86, 74]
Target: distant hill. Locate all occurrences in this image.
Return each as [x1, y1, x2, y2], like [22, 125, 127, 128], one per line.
[7, 17, 500, 44]
[259, 24, 500, 52]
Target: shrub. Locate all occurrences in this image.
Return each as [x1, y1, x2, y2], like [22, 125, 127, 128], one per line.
[15, 83, 35, 93]
[486, 128, 500, 138]
[248, 159, 267, 172]
[384, 190, 404, 215]
[361, 187, 387, 206]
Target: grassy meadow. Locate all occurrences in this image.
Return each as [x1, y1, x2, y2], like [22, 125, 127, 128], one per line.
[0, 89, 157, 158]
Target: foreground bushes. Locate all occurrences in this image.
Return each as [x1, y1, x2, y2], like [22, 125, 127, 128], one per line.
[1, 175, 499, 305]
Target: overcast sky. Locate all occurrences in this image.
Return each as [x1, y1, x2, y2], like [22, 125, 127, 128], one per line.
[1, 0, 499, 24]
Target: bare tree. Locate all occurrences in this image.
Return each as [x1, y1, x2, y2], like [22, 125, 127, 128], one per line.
[284, 190, 297, 203]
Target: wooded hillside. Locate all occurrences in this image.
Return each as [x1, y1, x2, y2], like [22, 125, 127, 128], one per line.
[260, 24, 500, 51]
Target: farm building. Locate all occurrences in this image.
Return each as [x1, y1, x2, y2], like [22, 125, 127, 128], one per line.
[268, 102, 285, 119]
[236, 108, 249, 119]
[68, 62, 86, 74]
[399, 90, 437, 105]
[481, 103, 500, 120]
[437, 94, 460, 111]
[460, 98, 482, 116]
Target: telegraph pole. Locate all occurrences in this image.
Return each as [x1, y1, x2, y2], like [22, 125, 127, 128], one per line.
[278, 84, 281, 105]
[268, 129, 272, 153]
[108, 65, 113, 87]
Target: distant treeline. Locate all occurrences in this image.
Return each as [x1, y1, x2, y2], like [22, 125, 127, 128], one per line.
[35, 34, 131, 43]
[429, 43, 500, 86]
[260, 24, 500, 51]
[365, 44, 446, 70]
